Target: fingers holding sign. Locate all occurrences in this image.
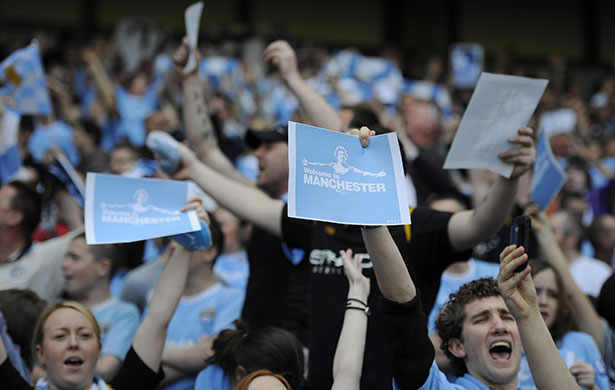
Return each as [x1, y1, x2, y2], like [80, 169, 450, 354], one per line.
[498, 126, 536, 178]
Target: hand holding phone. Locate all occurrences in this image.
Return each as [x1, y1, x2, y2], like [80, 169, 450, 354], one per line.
[509, 215, 531, 272]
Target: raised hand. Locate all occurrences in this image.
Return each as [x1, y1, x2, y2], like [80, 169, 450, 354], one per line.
[497, 245, 537, 322]
[340, 249, 370, 300]
[263, 40, 300, 84]
[498, 126, 536, 178]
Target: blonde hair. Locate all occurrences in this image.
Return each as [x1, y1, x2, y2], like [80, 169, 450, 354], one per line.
[33, 301, 102, 352]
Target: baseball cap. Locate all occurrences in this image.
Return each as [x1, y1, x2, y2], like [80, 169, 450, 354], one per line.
[244, 125, 288, 149]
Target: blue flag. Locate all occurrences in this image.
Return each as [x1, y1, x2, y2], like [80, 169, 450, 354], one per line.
[0, 105, 22, 183]
[288, 121, 410, 226]
[531, 130, 566, 211]
[0, 43, 52, 115]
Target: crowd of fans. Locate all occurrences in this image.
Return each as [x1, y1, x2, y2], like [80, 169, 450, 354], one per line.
[0, 13, 614, 390]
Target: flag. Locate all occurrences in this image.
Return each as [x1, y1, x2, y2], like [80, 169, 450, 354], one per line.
[0, 105, 22, 182]
[0, 43, 52, 115]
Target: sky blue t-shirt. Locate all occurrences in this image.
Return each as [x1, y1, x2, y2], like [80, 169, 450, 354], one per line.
[195, 364, 232, 390]
[90, 298, 140, 360]
[518, 331, 610, 390]
[28, 120, 80, 167]
[159, 283, 245, 390]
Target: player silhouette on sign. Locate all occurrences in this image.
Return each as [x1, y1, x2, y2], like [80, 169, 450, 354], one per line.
[302, 146, 386, 177]
[100, 189, 180, 215]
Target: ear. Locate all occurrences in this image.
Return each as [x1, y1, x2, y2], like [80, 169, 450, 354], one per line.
[203, 246, 219, 264]
[35, 344, 46, 369]
[448, 338, 467, 359]
[96, 258, 112, 278]
[5, 210, 23, 227]
[234, 365, 247, 385]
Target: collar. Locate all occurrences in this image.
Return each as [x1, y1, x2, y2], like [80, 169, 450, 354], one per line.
[4, 240, 32, 263]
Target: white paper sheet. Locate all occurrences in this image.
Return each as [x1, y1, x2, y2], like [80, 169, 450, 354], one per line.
[443, 72, 548, 177]
[183, 1, 204, 74]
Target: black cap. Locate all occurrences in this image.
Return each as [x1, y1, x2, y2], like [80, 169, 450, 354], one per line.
[244, 125, 288, 149]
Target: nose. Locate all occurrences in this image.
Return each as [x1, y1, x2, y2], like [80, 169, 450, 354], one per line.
[67, 333, 79, 349]
[253, 145, 266, 160]
[491, 316, 509, 335]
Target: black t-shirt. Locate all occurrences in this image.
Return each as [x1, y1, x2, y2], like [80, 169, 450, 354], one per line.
[281, 205, 471, 390]
[242, 225, 309, 344]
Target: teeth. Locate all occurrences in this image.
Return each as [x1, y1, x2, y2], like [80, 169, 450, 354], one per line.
[490, 341, 511, 349]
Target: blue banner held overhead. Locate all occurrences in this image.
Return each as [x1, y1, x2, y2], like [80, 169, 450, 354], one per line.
[531, 130, 566, 211]
[287, 121, 410, 226]
[85, 173, 202, 245]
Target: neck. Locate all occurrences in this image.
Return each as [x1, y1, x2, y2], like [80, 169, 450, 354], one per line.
[80, 283, 112, 307]
[0, 229, 27, 263]
[183, 270, 217, 296]
[562, 247, 580, 263]
[594, 248, 614, 265]
[445, 261, 470, 275]
[469, 371, 517, 390]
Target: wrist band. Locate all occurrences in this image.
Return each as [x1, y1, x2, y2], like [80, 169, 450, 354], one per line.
[347, 298, 368, 307]
[345, 305, 371, 316]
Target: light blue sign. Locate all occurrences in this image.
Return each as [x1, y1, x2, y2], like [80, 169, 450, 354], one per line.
[85, 173, 201, 244]
[531, 130, 566, 211]
[288, 121, 410, 225]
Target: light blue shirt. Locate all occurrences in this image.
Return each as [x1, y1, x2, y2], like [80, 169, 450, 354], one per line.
[159, 283, 245, 390]
[195, 364, 232, 390]
[90, 298, 140, 360]
[213, 251, 249, 289]
[28, 120, 80, 167]
[518, 331, 610, 390]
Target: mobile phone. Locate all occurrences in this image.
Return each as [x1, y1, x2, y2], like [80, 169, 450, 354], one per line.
[509, 215, 531, 272]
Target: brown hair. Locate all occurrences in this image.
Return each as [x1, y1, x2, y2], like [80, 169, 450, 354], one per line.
[529, 260, 573, 342]
[234, 370, 291, 390]
[435, 277, 501, 376]
[0, 289, 47, 369]
[32, 301, 102, 354]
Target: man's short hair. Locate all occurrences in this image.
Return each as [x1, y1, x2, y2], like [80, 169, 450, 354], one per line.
[435, 277, 501, 376]
[6, 181, 41, 239]
[78, 119, 103, 146]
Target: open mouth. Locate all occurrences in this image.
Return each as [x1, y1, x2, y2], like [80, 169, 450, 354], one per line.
[489, 341, 512, 362]
[64, 357, 84, 370]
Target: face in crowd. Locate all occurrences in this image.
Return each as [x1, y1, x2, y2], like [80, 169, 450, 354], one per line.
[451, 296, 522, 387]
[35, 303, 102, 390]
[253, 141, 289, 197]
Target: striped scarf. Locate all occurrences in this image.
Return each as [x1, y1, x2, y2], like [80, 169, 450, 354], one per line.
[35, 376, 113, 390]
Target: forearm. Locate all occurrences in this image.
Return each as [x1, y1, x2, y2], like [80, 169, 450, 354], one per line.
[332, 285, 369, 390]
[132, 247, 190, 371]
[0, 335, 7, 365]
[85, 55, 116, 109]
[162, 346, 210, 372]
[285, 75, 343, 131]
[182, 75, 218, 157]
[362, 227, 415, 303]
[182, 76, 252, 183]
[188, 160, 283, 236]
[95, 354, 121, 382]
[536, 226, 604, 346]
[448, 175, 518, 251]
[518, 311, 580, 390]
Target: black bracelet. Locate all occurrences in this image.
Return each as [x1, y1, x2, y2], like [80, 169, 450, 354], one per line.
[347, 298, 368, 307]
[345, 305, 371, 316]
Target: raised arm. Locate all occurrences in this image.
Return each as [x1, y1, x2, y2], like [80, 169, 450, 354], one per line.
[447, 126, 536, 251]
[332, 249, 370, 390]
[176, 142, 284, 236]
[362, 226, 434, 390]
[172, 39, 252, 184]
[531, 211, 604, 348]
[264, 40, 343, 131]
[131, 243, 191, 372]
[498, 245, 579, 390]
[361, 226, 415, 303]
